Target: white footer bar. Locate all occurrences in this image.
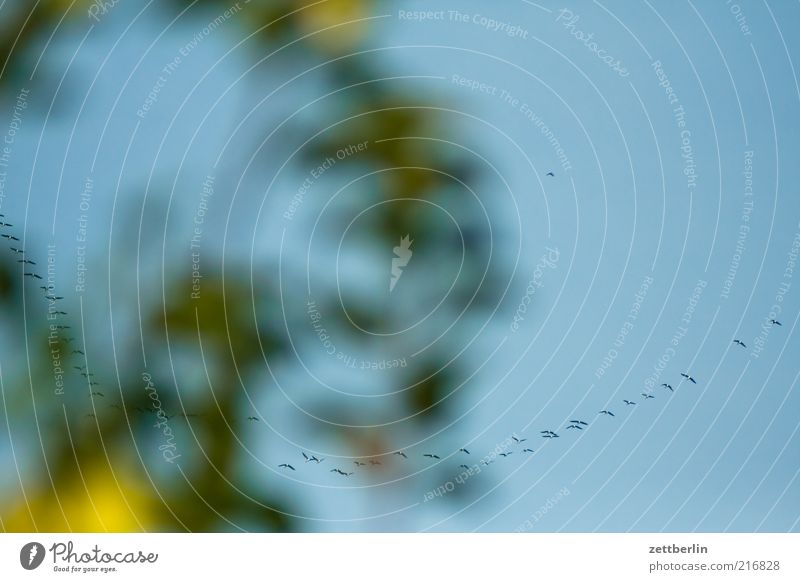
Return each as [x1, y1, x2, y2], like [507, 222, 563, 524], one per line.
[1, 534, 797, 580]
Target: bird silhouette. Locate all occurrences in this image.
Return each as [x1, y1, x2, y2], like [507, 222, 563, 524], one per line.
[24, 273, 42, 279]
[569, 420, 588, 426]
[680, 373, 697, 384]
[393, 451, 408, 458]
[459, 464, 470, 469]
[90, 392, 104, 397]
[278, 464, 296, 471]
[354, 461, 367, 467]
[246, 416, 259, 421]
[522, 448, 535, 453]
[661, 383, 674, 392]
[733, 339, 746, 348]
[9, 247, 23, 253]
[599, 410, 615, 417]
[546, 171, 555, 177]
[72, 349, 84, 354]
[498, 452, 513, 457]
[511, 436, 527, 443]
[623, 400, 636, 406]
[769, 319, 782, 326]
[459, 448, 470, 454]
[566, 424, 582, 430]
[17, 259, 35, 265]
[423, 454, 441, 460]
[641, 393, 655, 400]
[2, 234, 19, 241]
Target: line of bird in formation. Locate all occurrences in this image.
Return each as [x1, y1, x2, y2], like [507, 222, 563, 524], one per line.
[268, 349, 775, 477]
[271, 386, 679, 476]
[1, 214, 102, 396]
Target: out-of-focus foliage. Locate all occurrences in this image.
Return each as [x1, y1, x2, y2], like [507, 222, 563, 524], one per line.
[0, 0, 501, 531]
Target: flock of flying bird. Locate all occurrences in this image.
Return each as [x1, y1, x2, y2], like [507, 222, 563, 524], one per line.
[270, 370, 710, 477]
[1, 214, 105, 401]
[1, 207, 787, 480]
[271, 337, 781, 478]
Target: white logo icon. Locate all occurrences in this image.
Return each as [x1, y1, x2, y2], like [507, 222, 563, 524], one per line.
[390, 235, 413, 293]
